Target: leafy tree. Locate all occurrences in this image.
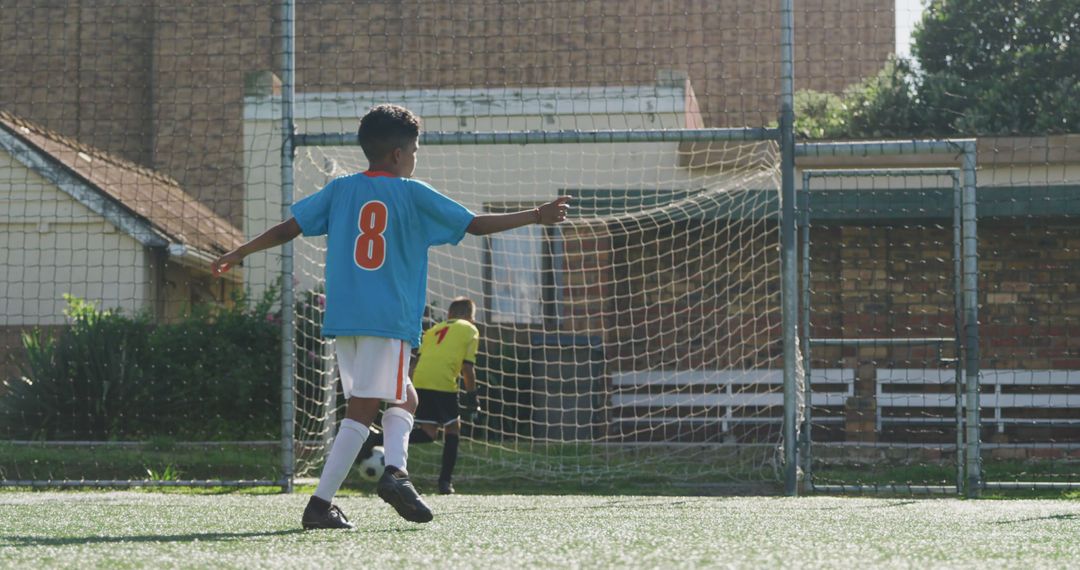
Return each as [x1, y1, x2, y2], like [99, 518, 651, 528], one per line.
[796, 0, 1080, 138]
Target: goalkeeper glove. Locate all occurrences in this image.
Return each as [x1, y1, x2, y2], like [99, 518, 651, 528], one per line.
[460, 390, 481, 423]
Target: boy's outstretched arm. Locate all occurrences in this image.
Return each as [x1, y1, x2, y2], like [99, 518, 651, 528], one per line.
[212, 217, 303, 276]
[466, 196, 571, 236]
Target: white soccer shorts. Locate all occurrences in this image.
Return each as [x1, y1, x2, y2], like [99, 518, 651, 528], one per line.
[334, 336, 413, 403]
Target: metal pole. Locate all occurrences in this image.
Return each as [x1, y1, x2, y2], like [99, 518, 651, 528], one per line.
[952, 173, 964, 494]
[810, 337, 957, 347]
[279, 0, 296, 494]
[796, 140, 976, 157]
[801, 168, 963, 178]
[780, 0, 798, 496]
[295, 127, 780, 148]
[800, 172, 813, 490]
[961, 143, 981, 497]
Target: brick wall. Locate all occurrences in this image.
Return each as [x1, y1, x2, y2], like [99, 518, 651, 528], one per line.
[807, 220, 1080, 372]
[558, 215, 1078, 376]
[560, 214, 1078, 445]
[150, 2, 277, 226]
[1, 1, 154, 167]
[2, 0, 894, 228]
[563, 217, 782, 373]
[979, 222, 1080, 370]
[557, 220, 615, 339]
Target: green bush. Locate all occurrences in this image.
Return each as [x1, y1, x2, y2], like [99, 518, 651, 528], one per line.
[2, 290, 283, 441]
[3, 296, 154, 440]
[145, 288, 281, 440]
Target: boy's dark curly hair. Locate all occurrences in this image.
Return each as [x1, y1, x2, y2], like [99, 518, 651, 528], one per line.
[357, 104, 422, 161]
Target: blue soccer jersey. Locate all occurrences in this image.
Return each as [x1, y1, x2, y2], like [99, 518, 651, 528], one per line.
[290, 171, 475, 345]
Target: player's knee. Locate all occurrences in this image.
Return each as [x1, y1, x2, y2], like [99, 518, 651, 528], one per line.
[344, 397, 381, 425]
[394, 398, 418, 415]
[444, 421, 460, 435]
[398, 385, 419, 414]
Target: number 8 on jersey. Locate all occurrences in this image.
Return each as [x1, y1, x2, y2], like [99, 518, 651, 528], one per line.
[354, 200, 388, 270]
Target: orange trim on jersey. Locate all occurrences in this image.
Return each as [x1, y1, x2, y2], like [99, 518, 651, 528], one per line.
[395, 342, 405, 401]
[363, 170, 396, 178]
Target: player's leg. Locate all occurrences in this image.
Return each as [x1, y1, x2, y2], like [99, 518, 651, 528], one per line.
[418, 423, 438, 441]
[358, 422, 434, 459]
[438, 418, 460, 495]
[381, 383, 418, 474]
[303, 395, 380, 530]
[303, 336, 382, 529]
[405, 387, 442, 451]
[312, 396, 380, 499]
[361, 388, 438, 459]
[377, 383, 434, 523]
[303, 336, 402, 529]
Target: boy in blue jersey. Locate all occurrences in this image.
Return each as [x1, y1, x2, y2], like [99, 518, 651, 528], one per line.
[212, 104, 570, 529]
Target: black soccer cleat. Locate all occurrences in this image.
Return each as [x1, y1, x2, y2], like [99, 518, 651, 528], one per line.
[438, 480, 455, 495]
[377, 468, 434, 523]
[301, 495, 356, 530]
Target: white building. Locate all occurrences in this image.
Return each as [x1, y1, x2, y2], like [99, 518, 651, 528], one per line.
[0, 110, 244, 374]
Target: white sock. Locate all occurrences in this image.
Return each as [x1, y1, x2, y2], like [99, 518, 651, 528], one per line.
[313, 418, 369, 502]
[382, 407, 414, 472]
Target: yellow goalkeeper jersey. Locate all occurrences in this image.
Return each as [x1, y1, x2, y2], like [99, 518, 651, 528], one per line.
[412, 319, 480, 393]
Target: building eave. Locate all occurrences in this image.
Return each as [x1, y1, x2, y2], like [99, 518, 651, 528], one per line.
[0, 124, 169, 248]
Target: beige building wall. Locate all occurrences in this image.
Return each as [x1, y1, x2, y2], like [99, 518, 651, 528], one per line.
[0, 152, 151, 325]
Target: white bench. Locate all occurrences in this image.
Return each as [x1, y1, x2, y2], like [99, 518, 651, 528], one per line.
[876, 369, 1080, 432]
[610, 369, 853, 433]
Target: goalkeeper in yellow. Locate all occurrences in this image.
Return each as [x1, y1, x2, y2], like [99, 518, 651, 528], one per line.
[361, 297, 481, 494]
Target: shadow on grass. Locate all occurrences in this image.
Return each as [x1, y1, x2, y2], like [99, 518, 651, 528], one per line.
[0, 526, 421, 547]
[801, 500, 920, 510]
[994, 513, 1080, 525]
[439, 497, 697, 517]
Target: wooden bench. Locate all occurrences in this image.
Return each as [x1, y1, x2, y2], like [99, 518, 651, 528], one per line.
[876, 369, 1080, 433]
[609, 369, 852, 435]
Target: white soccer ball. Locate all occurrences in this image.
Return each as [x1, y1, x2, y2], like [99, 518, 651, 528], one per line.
[358, 446, 386, 481]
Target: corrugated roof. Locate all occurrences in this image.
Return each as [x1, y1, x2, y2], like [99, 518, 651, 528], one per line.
[0, 110, 243, 256]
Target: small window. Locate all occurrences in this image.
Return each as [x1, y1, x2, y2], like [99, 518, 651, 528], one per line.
[487, 224, 545, 325]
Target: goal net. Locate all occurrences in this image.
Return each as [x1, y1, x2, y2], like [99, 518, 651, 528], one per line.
[290, 121, 786, 488]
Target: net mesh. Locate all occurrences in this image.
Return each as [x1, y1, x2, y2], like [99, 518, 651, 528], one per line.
[291, 134, 784, 485]
[800, 170, 966, 491]
[4, 0, 1076, 493]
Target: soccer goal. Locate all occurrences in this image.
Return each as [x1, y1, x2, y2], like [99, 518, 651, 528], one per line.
[227, 0, 817, 494]
[285, 112, 792, 489]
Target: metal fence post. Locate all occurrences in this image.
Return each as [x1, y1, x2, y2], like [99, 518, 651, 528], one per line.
[780, 0, 799, 496]
[961, 143, 980, 497]
[279, 0, 297, 494]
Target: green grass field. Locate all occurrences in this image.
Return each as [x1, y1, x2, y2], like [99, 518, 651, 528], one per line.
[2, 490, 1080, 569]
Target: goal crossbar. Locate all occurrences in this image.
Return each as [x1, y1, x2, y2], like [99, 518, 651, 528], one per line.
[295, 128, 780, 148]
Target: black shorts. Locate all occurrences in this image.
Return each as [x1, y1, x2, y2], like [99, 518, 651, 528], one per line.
[415, 388, 459, 426]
